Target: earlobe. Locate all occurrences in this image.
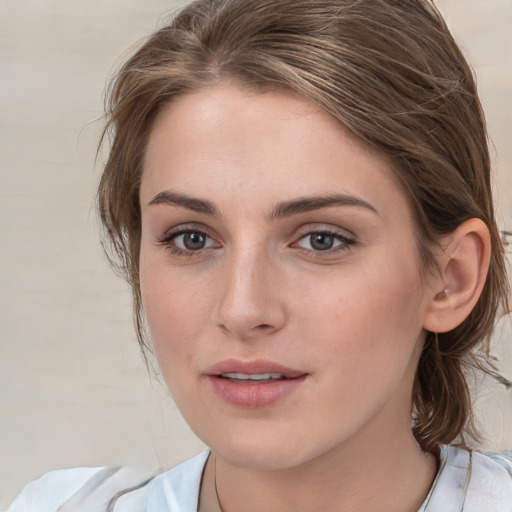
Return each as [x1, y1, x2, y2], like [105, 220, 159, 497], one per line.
[423, 218, 491, 333]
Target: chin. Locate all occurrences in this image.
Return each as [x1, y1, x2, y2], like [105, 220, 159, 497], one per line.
[197, 421, 325, 471]
[218, 441, 306, 471]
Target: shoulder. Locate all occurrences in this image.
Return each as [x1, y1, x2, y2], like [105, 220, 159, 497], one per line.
[7, 465, 154, 512]
[465, 449, 512, 511]
[7, 467, 104, 512]
[7, 452, 210, 512]
[482, 450, 512, 478]
[428, 446, 512, 512]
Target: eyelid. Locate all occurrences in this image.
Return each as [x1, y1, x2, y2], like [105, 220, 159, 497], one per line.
[157, 222, 214, 242]
[293, 223, 356, 241]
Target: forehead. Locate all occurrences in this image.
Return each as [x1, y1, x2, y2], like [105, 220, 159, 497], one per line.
[141, 83, 407, 220]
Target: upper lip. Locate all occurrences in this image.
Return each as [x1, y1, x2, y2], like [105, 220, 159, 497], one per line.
[206, 358, 307, 378]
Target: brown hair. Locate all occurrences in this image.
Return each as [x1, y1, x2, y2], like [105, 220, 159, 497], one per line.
[98, 0, 509, 452]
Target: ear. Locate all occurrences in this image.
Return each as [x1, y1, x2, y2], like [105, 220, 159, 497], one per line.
[422, 218, 491, 333]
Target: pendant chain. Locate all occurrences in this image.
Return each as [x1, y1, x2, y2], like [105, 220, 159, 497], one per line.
[214, 455, 226, 512]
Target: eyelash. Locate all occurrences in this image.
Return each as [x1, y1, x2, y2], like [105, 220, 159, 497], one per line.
[293, 229, 356, 256]
[157, 227, 217, 257]
[157, 227, 356, 257]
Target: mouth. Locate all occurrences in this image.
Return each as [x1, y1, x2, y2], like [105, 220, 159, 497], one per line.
[219, 372, 293, 384]
[206, 359, 308, 408]
[207, 358, 306, 378]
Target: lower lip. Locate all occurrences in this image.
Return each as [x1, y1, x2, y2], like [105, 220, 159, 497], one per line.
[208, 375, 307, 408]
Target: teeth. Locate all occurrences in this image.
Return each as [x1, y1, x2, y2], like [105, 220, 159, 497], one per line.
[222, 372, 283, 380]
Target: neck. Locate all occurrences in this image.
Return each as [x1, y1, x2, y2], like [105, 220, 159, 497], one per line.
[199, 416, 437, 512]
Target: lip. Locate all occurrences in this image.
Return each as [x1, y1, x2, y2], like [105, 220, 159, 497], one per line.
[207, 358, 306, 378]
[206, 358, 308, 408]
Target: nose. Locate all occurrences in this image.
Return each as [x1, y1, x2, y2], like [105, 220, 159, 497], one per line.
[212, 247, 287, 340]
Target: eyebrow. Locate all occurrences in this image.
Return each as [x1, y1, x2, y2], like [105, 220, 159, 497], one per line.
[269, 194, 379, 218]
[148, 191, 220, 216]
[147, 191, 378, 218]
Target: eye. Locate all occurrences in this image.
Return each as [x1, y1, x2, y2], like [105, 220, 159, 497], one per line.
[175, 231, 209, 251]
[158, 228, 219, 255]
[295, 230, 354, 253]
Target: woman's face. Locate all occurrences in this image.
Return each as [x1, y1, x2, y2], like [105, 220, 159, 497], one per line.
[139, 84, 435, 470]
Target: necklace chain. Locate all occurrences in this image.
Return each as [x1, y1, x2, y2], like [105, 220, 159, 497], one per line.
[214, 455, 226, 512]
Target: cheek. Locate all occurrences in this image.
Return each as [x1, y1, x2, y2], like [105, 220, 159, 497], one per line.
[140, 262, 207, 376]
[293, 256, 425, 373]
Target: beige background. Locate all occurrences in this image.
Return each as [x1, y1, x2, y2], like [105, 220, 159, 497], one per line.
[1, 0, 511, 508]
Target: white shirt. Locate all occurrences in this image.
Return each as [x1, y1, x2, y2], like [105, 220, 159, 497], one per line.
[8, 446, 512, 512]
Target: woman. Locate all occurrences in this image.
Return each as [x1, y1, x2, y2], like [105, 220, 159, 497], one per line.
[8, 0, 512, 510]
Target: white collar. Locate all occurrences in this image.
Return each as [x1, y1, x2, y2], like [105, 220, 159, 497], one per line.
[119, 446, 512, 512]
[146, 451, 209, 512]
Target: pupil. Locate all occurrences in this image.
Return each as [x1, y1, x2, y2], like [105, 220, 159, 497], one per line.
[310, 233, 334, 251]
[184, 232, 206, 250]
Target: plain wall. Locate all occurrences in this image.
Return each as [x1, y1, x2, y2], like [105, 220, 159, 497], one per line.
[1, 0, 511, 507]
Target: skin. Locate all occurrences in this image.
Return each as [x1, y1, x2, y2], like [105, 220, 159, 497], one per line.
[139, 84, 440, 512]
